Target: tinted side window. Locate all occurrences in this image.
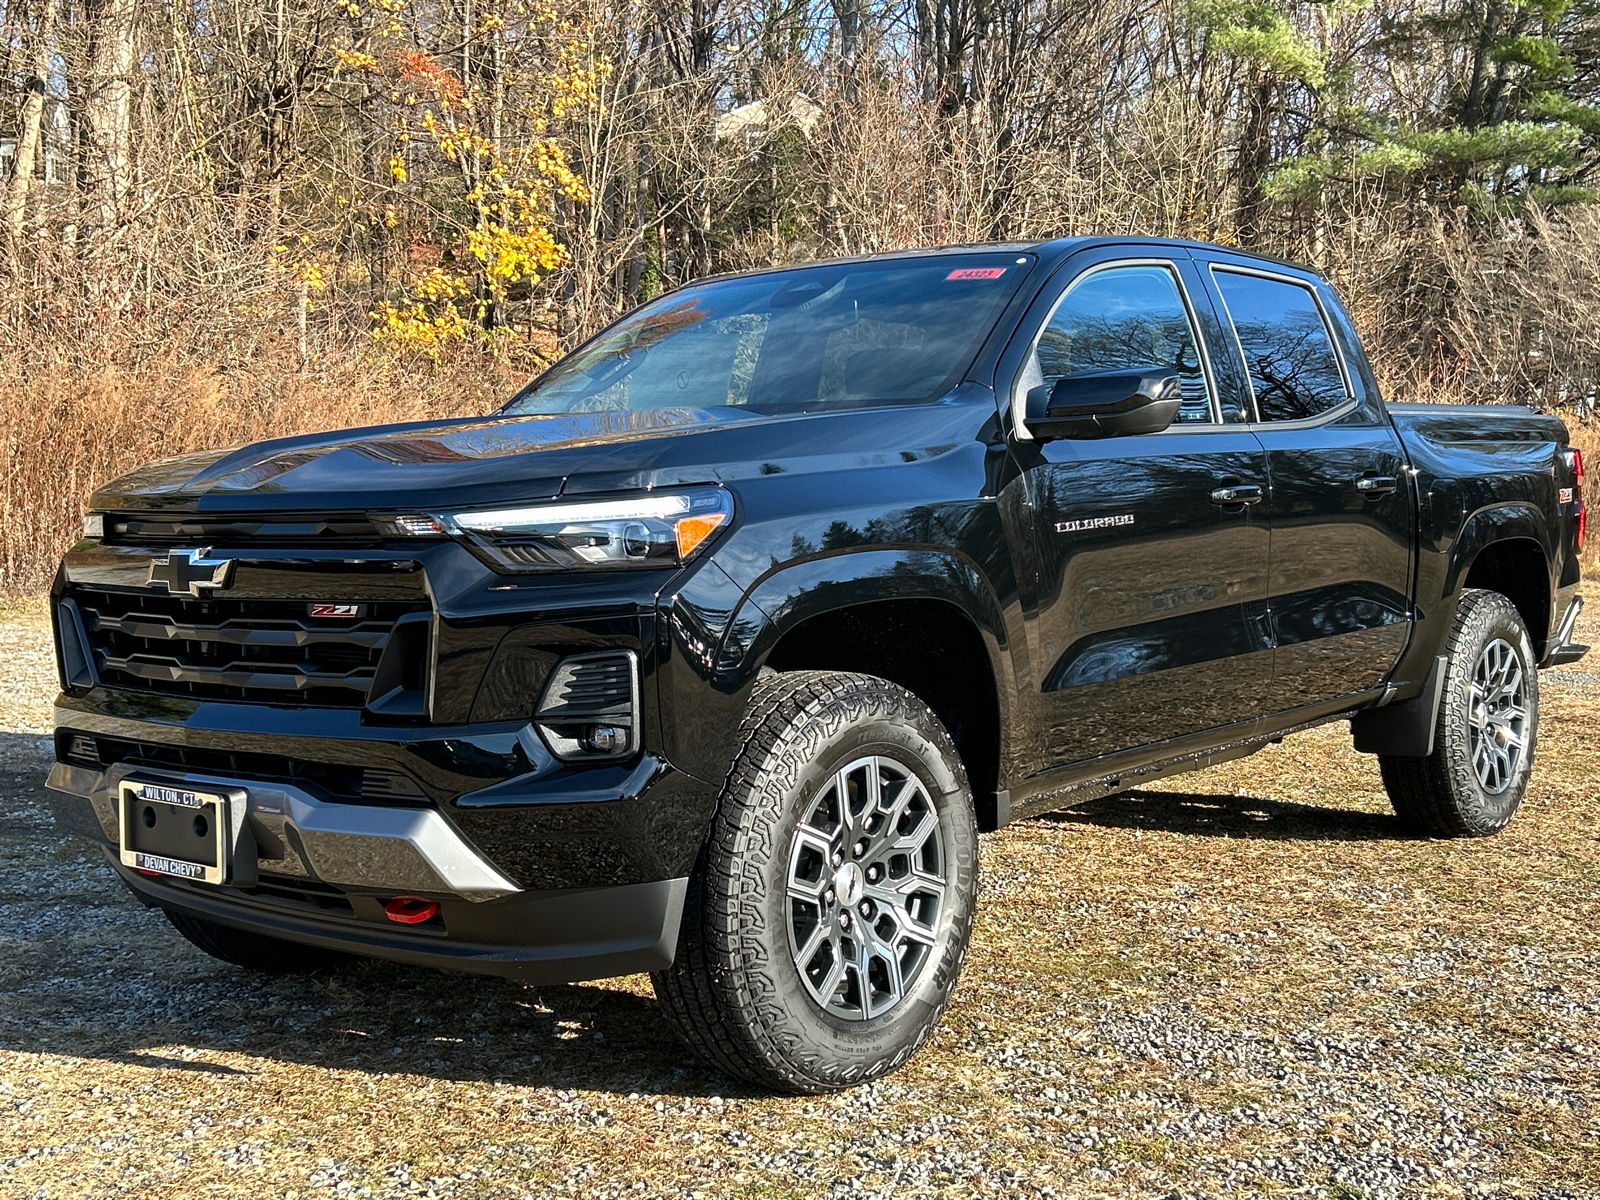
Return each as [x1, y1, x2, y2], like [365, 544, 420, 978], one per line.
[1212, 270, 1349, 422]
[1033, 265, 1214, 424]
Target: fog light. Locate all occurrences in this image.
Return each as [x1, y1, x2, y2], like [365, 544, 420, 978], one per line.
[585, 725, 627, 754]
[534, 651, 639, 761]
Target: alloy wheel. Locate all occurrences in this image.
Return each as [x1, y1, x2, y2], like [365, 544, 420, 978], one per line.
[1468, 636, 1529, 795]
[785, 755, 947, 1019]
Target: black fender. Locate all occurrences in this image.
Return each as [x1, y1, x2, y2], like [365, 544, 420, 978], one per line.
[1442, 504, 1559, 670]
[1356, 501, 1557, 753]
[1441, 502, 1556, 624]
[653, 548, 1016, 797]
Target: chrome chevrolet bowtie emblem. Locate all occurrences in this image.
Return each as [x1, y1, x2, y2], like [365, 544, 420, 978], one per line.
[147, 548, 235, 597]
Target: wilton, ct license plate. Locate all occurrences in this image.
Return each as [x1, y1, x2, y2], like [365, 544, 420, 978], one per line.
[118, 780, 231, 885]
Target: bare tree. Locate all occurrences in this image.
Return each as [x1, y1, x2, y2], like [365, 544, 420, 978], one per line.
[3, 0, 57, 242]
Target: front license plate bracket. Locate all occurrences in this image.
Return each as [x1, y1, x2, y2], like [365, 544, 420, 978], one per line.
[118, 780, 251, 886]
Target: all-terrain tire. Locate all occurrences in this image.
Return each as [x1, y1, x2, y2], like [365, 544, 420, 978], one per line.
[652, 670, 979, 1093]
[1379, 588, 1539, 837]
[165, 910, 350, 974]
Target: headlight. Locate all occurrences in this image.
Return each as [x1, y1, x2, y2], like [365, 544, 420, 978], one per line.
[378, 487, 733, 572]
[81, 513, 105, 540]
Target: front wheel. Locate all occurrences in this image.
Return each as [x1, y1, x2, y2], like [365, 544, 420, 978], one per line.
[653, 671, 978, 1093]
[1380, 588, 1539, 837]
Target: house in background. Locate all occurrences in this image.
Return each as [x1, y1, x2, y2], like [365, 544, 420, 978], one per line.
[0, 95, 72, 189]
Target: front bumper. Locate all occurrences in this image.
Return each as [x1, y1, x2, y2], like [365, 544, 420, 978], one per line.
[46, 756, 691, 983]
[115, 850, 686, 983]
[49, 759, 524, 899]
[53, 697, 719, 890]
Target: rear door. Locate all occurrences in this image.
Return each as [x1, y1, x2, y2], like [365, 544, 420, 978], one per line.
[1003, 248, 1274, 773]
[1199, 257, 1414, 713]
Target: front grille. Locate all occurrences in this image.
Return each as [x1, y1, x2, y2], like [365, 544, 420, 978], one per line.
[71, 588, 429, 707]
[57, 731, 430, 804]
[104, 515, 382, 547]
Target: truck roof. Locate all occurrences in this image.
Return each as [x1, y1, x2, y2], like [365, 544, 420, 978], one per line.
[693, 236, 1322, 284]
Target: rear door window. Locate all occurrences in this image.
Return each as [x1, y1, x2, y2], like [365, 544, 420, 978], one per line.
[1212, 270, 1350, 422]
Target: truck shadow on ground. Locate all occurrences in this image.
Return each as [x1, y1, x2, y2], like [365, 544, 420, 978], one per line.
[1038, 787, 1418, 841]
[0, 723, 741, 1097]
[9, 948, 742, 1097]
[9, 725, 1407, 1096]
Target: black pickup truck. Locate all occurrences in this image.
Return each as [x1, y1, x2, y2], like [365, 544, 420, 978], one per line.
[47, 237, 1587, 1092]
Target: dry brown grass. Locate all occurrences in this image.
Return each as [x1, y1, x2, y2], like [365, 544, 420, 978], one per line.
[1566, 421, 1600, 576]
[0, 345, 519, 596]
[9, 343, 1597, 600]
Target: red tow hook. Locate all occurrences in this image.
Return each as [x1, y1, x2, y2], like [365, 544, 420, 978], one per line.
[383, 896, 440, 925]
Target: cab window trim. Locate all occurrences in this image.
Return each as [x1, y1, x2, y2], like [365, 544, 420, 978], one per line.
[1010, 257, 1223, 441]
[1206, 261, 1359, 429]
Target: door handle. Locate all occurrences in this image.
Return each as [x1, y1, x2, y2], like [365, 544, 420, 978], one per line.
[1210, 484, 1264, 506]
[1355, 475, 1398, 497]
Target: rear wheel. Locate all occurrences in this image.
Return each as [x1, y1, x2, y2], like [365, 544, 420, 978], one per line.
[1380, 588, 1538, 837]
[653, 670, 978, 1093]
[165, 910, 350, 974]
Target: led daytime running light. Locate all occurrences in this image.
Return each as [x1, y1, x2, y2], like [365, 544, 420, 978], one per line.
[452, 493, 697, 532]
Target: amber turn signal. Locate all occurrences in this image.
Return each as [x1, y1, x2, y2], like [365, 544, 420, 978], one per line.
[674, 512, 728, 559]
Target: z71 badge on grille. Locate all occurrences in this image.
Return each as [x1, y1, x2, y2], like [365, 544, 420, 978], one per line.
[309, 603, 363, 619]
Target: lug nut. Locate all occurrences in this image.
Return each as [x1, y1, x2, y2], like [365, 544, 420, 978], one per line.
[866, 865, 880, 882]
[832, 851, 843, 867]
[853, 839, 868, 858]
[839, 911, 851, 929]
[858, 900, 873, 918]
[825, 888, 835, 904]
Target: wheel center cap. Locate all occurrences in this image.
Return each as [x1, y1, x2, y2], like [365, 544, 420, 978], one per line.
[834, 861, 865, 907]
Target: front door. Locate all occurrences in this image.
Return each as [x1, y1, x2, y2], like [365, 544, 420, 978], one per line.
[1202, 261, 1414, 712]
[1007, 255, 1274, 774]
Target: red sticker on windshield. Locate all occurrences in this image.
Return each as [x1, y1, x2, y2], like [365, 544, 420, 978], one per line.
[946, 267, 1006, 280]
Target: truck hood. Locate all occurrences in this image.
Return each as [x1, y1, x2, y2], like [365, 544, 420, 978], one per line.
[89, 400, 991, 513]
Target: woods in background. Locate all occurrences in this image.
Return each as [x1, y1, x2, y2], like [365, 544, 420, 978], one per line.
[0, 0, 1598, 589]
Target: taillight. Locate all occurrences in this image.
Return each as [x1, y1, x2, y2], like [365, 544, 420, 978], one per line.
[1572, 448, 1586, 551]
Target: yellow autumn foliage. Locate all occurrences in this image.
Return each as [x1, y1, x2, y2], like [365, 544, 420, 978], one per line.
[353, 4, 603, 359]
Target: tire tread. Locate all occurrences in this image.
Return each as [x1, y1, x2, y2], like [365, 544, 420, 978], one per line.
[1379, 588, 1536, 838]
[653, 670, 974, 1093]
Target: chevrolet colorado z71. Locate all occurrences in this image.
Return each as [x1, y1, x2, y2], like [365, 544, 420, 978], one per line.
[48, 237, 1587, 1092]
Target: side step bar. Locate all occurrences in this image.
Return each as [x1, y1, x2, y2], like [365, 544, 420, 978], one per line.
[1542, 595, 1588, 667]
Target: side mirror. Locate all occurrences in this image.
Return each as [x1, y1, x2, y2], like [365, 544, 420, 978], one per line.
[1025, 367, 1184, 440]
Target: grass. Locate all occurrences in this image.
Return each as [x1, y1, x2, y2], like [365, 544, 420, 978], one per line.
[2, 610, 1599, 1197]
[0, 347, 515, 596]
[0, 594, 48, 630]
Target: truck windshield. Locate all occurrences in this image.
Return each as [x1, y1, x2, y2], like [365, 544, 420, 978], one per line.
[503, 253, 1032, 416]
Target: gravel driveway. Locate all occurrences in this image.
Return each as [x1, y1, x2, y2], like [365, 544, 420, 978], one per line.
[2, 600, 1597, 1199]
